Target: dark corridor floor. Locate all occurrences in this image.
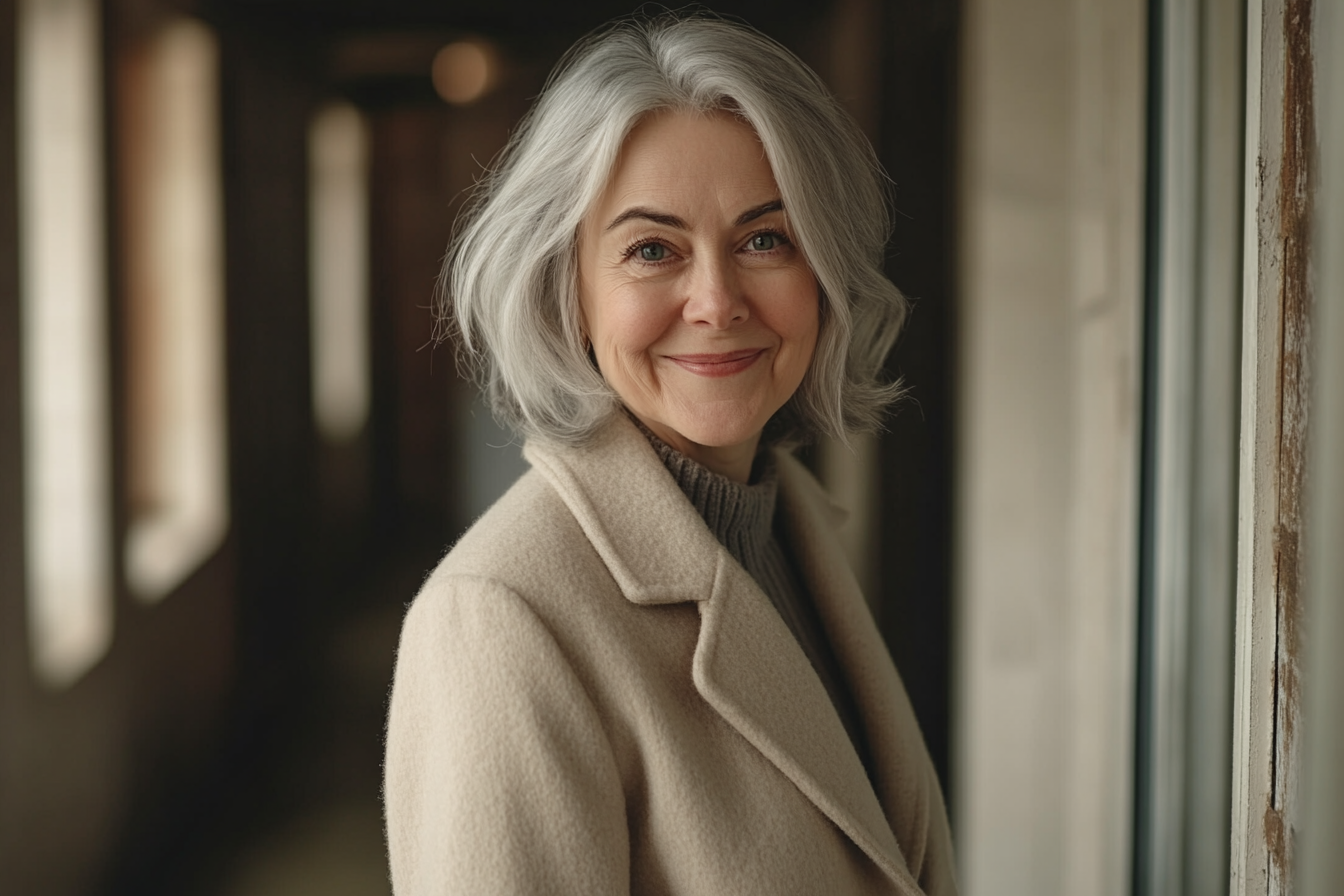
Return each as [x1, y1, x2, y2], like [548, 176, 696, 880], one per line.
[213, 606, 400, 896]
[181, 548, 429, 896]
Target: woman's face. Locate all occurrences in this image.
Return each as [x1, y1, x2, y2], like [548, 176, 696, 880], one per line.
[577, 109, 820, 481]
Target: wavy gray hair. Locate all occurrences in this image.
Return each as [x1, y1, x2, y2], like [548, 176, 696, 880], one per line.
[442, 13, 906, 445]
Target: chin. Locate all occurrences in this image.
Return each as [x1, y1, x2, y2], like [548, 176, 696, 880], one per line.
[663, 402, 772, 451]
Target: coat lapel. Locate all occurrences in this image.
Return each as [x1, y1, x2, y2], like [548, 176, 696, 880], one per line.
[524, 416, 722, 606]
[692, 554, 923, 893]
[776, 449, 945, 891]
[525, 416, 920, 893]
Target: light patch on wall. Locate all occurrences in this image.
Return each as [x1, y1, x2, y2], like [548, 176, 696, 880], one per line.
[17, 0, 113, 686]
[121, 18, 229, 603]
[309, 102, 371, 443]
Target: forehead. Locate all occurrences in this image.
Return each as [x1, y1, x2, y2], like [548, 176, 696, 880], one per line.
[591, 109, 781, 216]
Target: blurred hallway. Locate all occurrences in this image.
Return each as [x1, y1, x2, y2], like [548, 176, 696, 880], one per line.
[8, 0, 1341, 893]
[1, 2, 962, 894]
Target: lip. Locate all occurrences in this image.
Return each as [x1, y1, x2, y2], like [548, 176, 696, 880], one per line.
[665, 348, 766, 377]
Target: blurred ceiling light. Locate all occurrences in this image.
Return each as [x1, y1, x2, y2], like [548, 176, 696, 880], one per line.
[17, 0, 113, 687]
[431, 39, 497, 105]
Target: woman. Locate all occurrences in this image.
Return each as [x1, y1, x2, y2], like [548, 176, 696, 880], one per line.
[384, 13, 955, 896]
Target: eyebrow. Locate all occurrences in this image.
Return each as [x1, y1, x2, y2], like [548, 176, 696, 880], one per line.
[603, 198, 785, 232]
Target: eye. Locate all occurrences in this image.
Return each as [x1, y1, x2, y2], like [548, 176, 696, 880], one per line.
[637, 242, 668, 262]
[746, 232, 787, 252]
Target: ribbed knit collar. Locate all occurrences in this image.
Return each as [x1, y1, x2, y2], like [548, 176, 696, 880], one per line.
[633, 418, 779, 569]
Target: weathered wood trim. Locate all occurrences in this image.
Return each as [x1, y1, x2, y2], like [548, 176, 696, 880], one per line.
[1266, 0, 1314, 888]
[1231, 0, 1315, 892]
[1298, 1, 1344, 892]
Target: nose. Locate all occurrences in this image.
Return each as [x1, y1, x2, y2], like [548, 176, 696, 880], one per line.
[682, 256, 749, 328]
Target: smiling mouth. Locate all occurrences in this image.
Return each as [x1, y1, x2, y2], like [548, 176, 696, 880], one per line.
[666, 349, 765, 377]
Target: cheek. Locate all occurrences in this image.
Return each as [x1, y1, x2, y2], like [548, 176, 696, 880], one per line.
[588, 286, 678, 358]
[768, 274, 821, 356]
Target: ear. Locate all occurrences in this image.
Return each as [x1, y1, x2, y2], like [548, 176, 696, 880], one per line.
[575, 303, 591, 350]
[571, 239, 586, 329]
[572, 302, 593, 359]
[576, 313, 598, 368]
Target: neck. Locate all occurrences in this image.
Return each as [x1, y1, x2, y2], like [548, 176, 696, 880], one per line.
[632, 415, 761, 484]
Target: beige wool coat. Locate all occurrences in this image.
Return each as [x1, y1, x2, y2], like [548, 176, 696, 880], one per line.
[384, 413, 956, 895]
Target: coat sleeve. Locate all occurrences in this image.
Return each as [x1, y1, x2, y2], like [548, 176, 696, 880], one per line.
[384, 574, 630, 895]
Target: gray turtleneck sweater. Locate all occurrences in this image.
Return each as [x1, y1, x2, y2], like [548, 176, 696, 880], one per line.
[641, 428, 870, 770]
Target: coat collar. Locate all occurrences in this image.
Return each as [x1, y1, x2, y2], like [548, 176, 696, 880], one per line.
[525, 415, 925, 895]
[524, 414, 722, 606]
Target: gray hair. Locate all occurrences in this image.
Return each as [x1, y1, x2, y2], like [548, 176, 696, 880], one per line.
[442, 12, 906, 446]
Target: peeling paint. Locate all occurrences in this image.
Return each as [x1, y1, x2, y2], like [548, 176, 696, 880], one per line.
[1268, 0, 1316, 887]
[1265, 802, 1288, 876]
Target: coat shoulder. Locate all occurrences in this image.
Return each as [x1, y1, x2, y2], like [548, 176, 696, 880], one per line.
[410, 466, 628, 631]
[435, 468, 580, 573]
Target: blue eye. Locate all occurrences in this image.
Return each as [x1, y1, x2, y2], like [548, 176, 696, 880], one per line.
[749, 233, 780, 251]
[638, 243, 667, 261]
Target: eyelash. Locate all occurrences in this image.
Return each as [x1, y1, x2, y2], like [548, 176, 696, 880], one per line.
[620, 238, 667, 263]
[742, 228, 793, 253]
[620, 228, 792, 264]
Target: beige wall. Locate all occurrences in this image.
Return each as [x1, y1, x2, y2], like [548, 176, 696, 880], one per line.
[954, 0, 1147, 893]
